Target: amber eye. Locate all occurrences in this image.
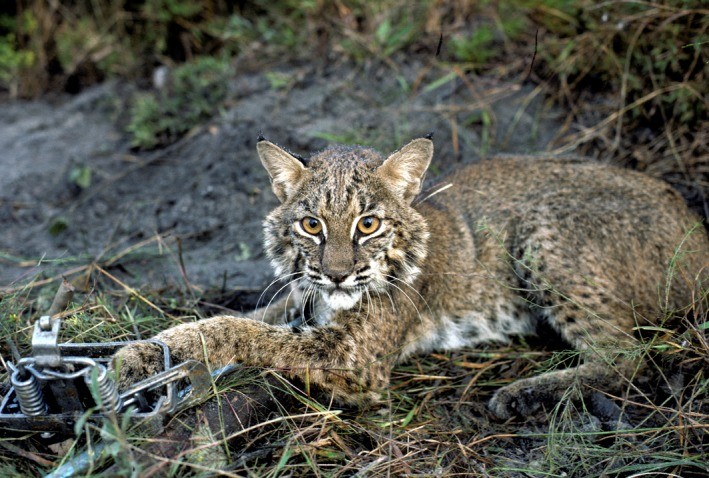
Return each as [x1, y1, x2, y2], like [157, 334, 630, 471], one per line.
[301, 217, 322, 235]
[357, 216, 380, 235]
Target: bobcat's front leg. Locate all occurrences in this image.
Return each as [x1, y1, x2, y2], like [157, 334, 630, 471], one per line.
[113, 314, 390, 404]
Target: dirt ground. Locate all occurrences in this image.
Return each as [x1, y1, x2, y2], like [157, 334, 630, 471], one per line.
[0, 58, 562, 305]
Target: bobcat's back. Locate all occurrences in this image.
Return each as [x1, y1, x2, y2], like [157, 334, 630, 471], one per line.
[433, 156, 706, 320]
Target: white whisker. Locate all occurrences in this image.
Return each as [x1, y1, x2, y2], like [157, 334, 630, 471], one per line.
[261, 274, 304, 323]
[301, 283, 312, 323]
[384, 278, 426, 328]
[255, 271, 305, 310]
[385, 274, 432, 316]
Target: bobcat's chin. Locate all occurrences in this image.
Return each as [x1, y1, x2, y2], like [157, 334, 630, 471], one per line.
[321, 288, 363, 310]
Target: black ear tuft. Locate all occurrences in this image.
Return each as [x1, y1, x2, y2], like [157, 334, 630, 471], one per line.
[293, 152, 308, 166]
[257, 132, 266, 142]
[424, 132, 434, 140]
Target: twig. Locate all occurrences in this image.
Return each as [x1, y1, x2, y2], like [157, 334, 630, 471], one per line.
[0, 441, 55, 467]
[176, 237, 197, 301]
[467, 433, 518, 447]
[94, 266, 167, 316]
[523, 28, 539, 83]
[47, 278, 75, 318]
[352, 456, 388, 477]
[0, 264, 89, 295]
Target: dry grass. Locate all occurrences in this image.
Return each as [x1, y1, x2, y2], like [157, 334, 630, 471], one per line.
[0, 257, 707, 476]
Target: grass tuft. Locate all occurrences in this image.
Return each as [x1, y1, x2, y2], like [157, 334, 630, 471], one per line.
[126, 56, 231, 149]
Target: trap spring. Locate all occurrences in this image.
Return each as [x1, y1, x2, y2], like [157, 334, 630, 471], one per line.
[0, 315, 212, 436]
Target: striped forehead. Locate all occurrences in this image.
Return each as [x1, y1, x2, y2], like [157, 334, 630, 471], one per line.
[298, 146, 383, 217]
[302, 176, 367, 221]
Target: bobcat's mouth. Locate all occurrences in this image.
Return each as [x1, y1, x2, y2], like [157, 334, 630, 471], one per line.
[303, 264, 381, 310]
[321, 287, 363, 310]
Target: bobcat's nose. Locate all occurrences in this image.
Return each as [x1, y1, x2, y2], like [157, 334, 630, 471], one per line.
[322, 239, 354, 285]
[323, 266, 350, 284]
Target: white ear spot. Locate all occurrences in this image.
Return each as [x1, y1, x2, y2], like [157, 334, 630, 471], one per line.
[377, 138, 433, 203]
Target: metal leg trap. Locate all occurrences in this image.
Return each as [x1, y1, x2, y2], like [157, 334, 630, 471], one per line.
[1, 315, 214, 436]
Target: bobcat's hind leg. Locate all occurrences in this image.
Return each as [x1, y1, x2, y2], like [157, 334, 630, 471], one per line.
[489, 237, 643, 419]
[488, 294, 641, 418]
[489, 355, 638, 419]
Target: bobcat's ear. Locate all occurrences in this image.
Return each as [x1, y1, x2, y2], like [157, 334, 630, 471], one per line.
[378, 138, 433, 203]
[257, 140, 306, 202]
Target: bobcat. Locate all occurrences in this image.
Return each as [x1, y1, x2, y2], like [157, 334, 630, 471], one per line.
[114, 137, 707, 418]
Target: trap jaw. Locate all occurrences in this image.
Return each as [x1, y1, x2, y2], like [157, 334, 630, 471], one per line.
[0, 315, 212, 436]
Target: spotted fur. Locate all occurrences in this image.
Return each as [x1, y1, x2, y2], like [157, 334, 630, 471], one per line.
[114, 139, 708, 417]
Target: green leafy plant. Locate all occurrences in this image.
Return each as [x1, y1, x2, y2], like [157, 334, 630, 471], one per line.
[450, 25, 496, 64]
[69, 165, 92, 189]
[127, 56, 230, 149]
[0, 14, 34, 96]
[374, 17, 416, 57]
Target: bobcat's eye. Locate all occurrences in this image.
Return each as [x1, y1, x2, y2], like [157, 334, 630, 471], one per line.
[357, 216, 380, 235]
[301, 217, 322, 235]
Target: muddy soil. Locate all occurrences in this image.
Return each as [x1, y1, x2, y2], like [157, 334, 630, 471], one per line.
[0, 58, 563, 305]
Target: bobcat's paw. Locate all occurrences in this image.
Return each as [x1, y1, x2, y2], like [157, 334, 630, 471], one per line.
[488, 379, 543, 419]
[112, 342, 164, 389]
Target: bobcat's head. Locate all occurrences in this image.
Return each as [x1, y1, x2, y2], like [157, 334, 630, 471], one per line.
[258, 137, 432, 311]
